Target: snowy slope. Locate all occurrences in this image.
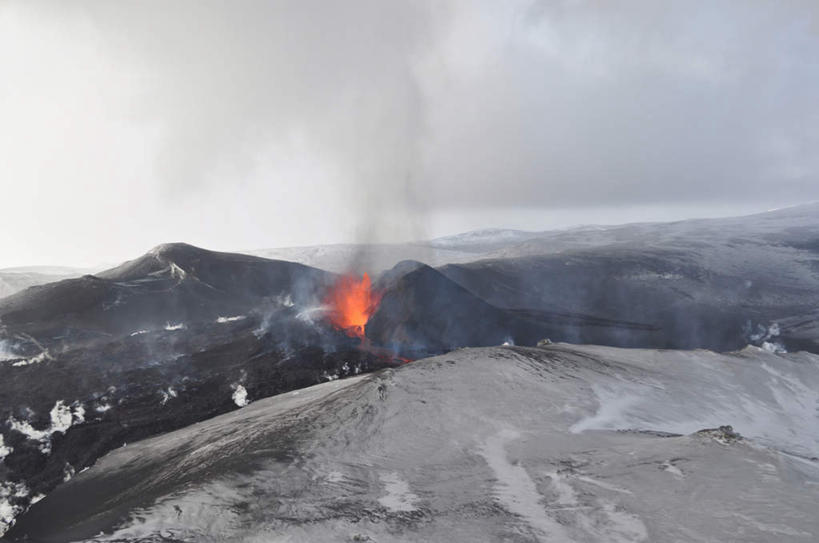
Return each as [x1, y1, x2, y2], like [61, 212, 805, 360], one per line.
[249, 203, 819, 271]
[429, 228, 541, 251]
[10, 344, 819, 542]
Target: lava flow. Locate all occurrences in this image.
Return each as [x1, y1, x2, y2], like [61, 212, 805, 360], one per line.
[323, 273, 382, 339]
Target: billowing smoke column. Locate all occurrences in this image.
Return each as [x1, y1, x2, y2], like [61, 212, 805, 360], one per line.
[322, 273, 382, 339]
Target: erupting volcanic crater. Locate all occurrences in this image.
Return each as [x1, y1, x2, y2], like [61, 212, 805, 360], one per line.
[323, 273, 382, 340]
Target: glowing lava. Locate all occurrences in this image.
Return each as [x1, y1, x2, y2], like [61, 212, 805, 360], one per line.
[323, 273, 382, 339]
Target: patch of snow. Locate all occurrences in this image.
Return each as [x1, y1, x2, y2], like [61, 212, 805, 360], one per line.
[7, 401, 86, 454]
[216, 315, 246, 323]
[758, 363, 819, 448]
[0, 502, 17, 537]
[595, 502, 650, 543]
[746, 321, 782, 347]
[569, 384, 641, 434]
[0, 434, 12, 461]
[730, 512, 814, 538]
[573, 474, 633, 495]
[430, 228, 534, 248]
[479, 428, 571, 539]
[762, 341, 787, 354]
[164, 322, 185, 331]
[0, 481, 29, 537]
[50, 401, 75, 433]
[662, 462, 685, 480]
[378, 472, 419, 512]
[10, 350, 52, 367]
[72, 404, 86, 425]
[231, 385, 249, 407]
[543, 471, 577, 506]
[544, 470, 647, 542]
[0, 340, 18, 361]
[168, 262, 187, 280]
[567, 350, 819, 457]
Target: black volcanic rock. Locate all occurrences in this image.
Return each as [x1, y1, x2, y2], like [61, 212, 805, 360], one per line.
[373, 259, 426, 290]
[429, 204, 819, 353]
[0, 243, 331, 337]
[99, 242, 328, 300]
[366, 264, 515, 354]
[366, 263, 660, 357]
[438, 244, 819, 352]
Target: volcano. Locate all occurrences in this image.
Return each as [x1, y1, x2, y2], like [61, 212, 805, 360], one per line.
[365, 262, 660, 357]
[0, 244, 402, 535]
[323, 273, 382, 339]
[3, 204, 819, 536]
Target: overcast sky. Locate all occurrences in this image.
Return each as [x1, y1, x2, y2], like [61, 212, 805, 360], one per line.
[1, 1, 817, 268]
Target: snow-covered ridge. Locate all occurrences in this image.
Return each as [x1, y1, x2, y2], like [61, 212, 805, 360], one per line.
[429, 228, 538, 248]
[16, 345, 819, 542]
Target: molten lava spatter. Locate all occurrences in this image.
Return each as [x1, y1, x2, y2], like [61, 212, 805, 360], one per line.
[324, 273, 382, 339]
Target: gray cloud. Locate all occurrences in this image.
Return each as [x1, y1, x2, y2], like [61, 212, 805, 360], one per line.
[420, 0, 819, 207]
[0, 1, 817, 266]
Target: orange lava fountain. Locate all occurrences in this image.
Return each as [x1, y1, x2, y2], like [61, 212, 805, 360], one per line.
[323, 273, 382, 339]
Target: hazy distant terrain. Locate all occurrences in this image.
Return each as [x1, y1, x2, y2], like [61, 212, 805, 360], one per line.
[247, 228, 544, 274]
[0, 267, 93, 300]
[252, 204, 819, 275]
